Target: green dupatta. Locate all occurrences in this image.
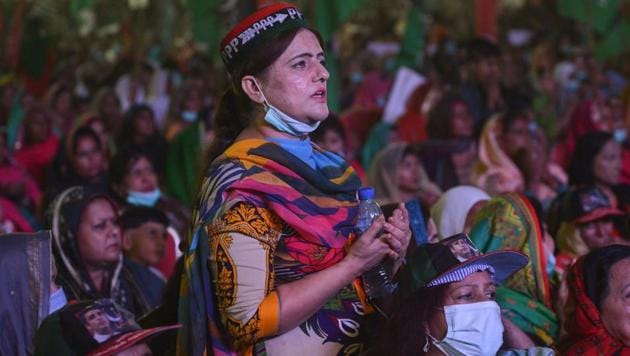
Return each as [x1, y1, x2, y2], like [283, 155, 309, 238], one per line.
[469, 193, 558, 345]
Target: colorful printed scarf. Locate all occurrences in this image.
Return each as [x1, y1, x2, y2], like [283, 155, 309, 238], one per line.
[177, 138, 361, 355]
[557, 257, 630, 355]
[469, 193, 558, 345]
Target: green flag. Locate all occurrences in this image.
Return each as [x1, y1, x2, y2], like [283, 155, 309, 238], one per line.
[595, 21, 630, 61]
[70, 0, 94, 18]
[397, 5, 424, 69]
[187, 0, 223, 57]
[314, 0, 366, 112]
[559, 0, 621, 33]
[558, 0, 630, 61]
[314, 0, 365, 42]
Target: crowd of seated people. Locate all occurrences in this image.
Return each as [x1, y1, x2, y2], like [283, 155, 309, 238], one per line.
[1, 5, 630, 354]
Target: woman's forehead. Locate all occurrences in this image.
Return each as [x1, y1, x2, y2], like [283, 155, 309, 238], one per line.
[276, 30, 323, 61]
[84, 198, 116, 216]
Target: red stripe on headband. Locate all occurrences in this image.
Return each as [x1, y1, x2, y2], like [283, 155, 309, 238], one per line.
[220, 2, 297, 49]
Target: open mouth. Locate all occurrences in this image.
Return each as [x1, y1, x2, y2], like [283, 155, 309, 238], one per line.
[312, 89, 326, 99]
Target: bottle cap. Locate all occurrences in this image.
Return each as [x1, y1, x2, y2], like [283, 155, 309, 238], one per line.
[358, 187, 375, 200]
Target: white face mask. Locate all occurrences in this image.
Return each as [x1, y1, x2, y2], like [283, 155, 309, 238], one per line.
[252, 78, 321, 137]
[431, 301, 504, 356]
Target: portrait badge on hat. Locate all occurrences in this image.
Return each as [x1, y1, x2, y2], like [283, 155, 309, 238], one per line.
[439, 234, 481, 262]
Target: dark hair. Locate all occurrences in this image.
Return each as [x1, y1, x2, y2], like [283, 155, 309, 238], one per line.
[23, 104, 52, 145]
[568, 131, 616, 186]
[524, 194, 546, 239]
[402, 143, 422, 161]
[582, 245, 630, 310]
[427, 92, 467, 139]
[501, 93, 532, 134]
[120, 206, 168, 230]
[311, 113, 345, 143]
[368, 285, 448, 355]
[117, 104, 156, 146]
[70, 126, 102, 157]
[205, 27, 322, 165]
[466, 37, 501, 62]
[51, 84, 72, 108]
[109, 146, 155, 194]
[69, 192, 119, 239]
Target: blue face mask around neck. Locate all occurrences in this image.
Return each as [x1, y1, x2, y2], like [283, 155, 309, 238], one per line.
[127, 188, 162, 207]
[253, 78, 321, 137]
[614, 128, 627, 143]
[181, 110, 198, 123]
[546, 250, 557, 275]
[49, 287, 68, 315]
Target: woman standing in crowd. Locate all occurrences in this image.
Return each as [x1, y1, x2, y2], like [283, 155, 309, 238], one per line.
[469, 193, 558, 346]
[178, 3, 412, 355]
[558, 245, 630, 354]
[49, 186, 151, 316]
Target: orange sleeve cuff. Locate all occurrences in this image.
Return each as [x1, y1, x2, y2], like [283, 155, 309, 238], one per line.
[257, 291, 280, 338]
[352, 278, 375, 314]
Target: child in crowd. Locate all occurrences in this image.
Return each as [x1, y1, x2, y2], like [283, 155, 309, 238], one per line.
[121, 206, 169, 307]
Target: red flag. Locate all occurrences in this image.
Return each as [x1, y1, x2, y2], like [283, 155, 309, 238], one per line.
[6, 0, 26, 70]
[475, 0, 498, 41]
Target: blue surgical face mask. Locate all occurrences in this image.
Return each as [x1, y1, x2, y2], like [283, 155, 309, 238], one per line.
[376, 95, 386, 108]
[350, 72, 363, 84]
[181, 110, 198, 123]
[49, 287, 68, 315]
[614, 128, 627, 143]
[528, 121, 539, 135]
[546, 250, 556, 275]
[253, 79, 321, 137]
[127, 188, 162, 207]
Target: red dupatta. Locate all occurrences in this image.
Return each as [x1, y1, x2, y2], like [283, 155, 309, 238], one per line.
[558, 258, 630, 355]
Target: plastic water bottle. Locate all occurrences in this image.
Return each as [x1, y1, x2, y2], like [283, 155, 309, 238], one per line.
[355, 187, 397, 299]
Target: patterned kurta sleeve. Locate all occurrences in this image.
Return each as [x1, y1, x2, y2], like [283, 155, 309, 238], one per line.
[206, 200, 284, 351]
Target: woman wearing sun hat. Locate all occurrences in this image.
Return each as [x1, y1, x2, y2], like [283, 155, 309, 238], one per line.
[177, 3, 412, 355]
[369, 233, 552, 355]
